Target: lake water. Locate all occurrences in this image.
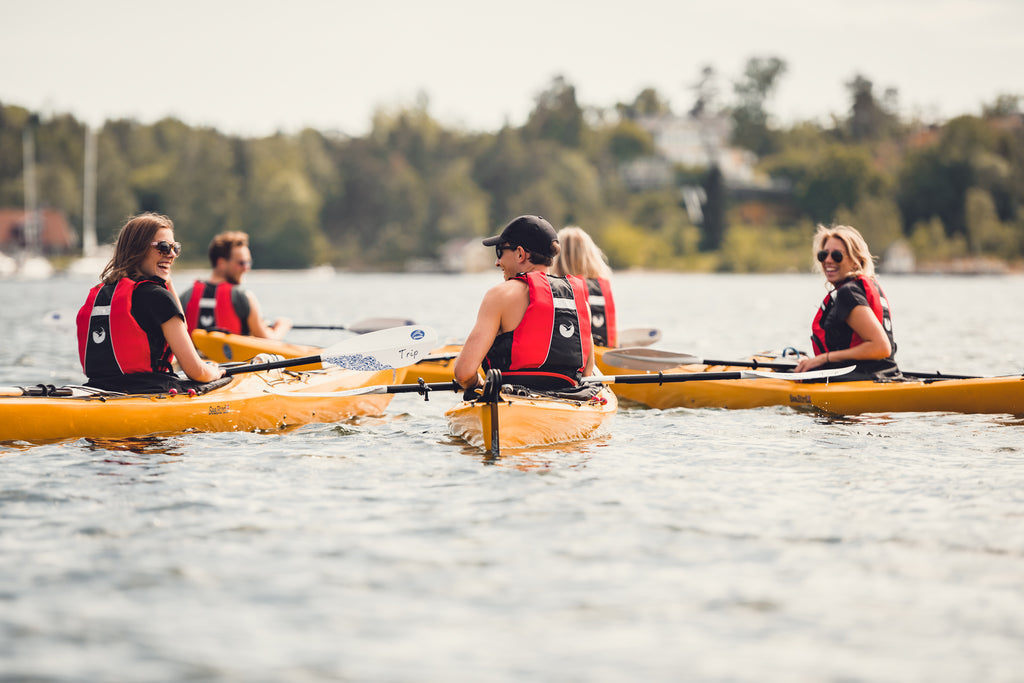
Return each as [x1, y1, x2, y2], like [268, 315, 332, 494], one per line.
[2, 270, 1023, 682]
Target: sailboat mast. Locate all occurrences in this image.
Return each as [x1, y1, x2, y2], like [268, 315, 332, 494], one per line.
[82, 125, 98, 257]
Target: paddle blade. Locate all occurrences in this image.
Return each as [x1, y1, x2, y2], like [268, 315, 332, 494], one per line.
[740, 366, 856, 381]
[319, 325, 438, 371]
[347, 317, 416, 334]
[601, 347, 702, 371]
[616, 327, 662, 347]
[41, 309, 75, 331]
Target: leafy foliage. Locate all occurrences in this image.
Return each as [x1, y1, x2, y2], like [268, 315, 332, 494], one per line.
[2, 67, 1023, 272]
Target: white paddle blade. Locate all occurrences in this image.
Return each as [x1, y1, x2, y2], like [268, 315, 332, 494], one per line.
[41, 309, 75, 331]
[348, 317, 417, 334]
[616, 327, 662, 347]
[601, 347, 702, 371]
[320, 325, 438, 371]
[739, 366, 856, 381]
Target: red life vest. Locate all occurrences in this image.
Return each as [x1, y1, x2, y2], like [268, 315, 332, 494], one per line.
[183, 280, 244, 334]
[811, 275, 895, 355]
[485, 272, 592, 387]
[77, 278, 173, 377]
[586, 277, 617, 348]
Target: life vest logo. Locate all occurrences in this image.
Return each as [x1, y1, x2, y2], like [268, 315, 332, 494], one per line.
[200, 315, 215, 328]
[592, 314, 605, 328]
[559, 323, 575, 338]
[92, 328, 107, 344]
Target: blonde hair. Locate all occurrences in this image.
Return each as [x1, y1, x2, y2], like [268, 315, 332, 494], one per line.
[100, 213, 174, 284]
[813, 223, 876, 279]
[552, 226, 612, 279]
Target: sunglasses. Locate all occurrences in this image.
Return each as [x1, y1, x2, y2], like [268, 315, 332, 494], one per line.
[817, 249, 844, 263]
[151, 240, 182, 256]
[495, 244, 518, 258]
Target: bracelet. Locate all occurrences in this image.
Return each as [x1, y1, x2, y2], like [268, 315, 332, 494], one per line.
[826, 351, 830, 363]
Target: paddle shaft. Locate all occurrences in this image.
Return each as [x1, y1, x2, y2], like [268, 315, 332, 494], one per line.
[677, 358, 978, 379]
[224, 353, 326, 375]
[591, 371, 752, 385]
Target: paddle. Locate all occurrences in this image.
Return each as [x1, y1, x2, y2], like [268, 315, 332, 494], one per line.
[42, 311, 414, 337]
[601, 347, 981, 380]
[602, 347, 798, 372]
[223, 325, 437, 376]
[264, 363, 854, 398]
[290, 317, 416, 334]
[414, 328, 664, 365]
[583, 365, 855, 386]
[616, 327, 662, 347]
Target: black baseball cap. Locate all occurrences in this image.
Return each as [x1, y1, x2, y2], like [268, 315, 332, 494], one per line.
[482, 215, 558, 257]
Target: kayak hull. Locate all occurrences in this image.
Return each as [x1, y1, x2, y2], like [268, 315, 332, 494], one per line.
[596, 350, 1024, 415]
[1, 365, 405, 444]
[446, 385, 617, 451]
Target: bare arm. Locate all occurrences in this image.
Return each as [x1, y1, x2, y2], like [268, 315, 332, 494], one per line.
[245, 291, 292, 339]
[162, 316, 225, 382]
[795, 305, 891, 372]
[454, 287, 505, 389]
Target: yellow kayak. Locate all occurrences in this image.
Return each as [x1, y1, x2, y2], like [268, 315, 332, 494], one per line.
[446, 383, 617, 453]
[596, 349, 1024, 415]
[192, 329, 321, 369]
[0, 364, 407, 444]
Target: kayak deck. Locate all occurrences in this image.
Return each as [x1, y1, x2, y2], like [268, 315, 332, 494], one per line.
[446, 385, 617, 451]
[1, 365, 406, 443]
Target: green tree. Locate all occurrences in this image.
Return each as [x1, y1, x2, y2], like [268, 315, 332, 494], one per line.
[523, 75, 585, 148]
[616, 88, 673, 119]
[731, 56, 788, 155]
[700, 164, 726, 251]
[845, 74, 898, 141]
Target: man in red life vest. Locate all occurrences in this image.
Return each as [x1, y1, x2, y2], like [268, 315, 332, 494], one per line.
[454, 215, 595, 392]
[180, 231, 291, 339]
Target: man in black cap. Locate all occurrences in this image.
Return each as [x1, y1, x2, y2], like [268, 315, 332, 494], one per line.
[454, 215, 595, 391]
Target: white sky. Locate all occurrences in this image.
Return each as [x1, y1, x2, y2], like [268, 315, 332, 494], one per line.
[2, 0, 1021, 138]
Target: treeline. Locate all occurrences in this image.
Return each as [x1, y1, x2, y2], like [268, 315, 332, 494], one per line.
[1, 62, 1022, 272]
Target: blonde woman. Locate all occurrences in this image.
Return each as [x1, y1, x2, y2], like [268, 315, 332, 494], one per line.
[552, 226, 618, 348]
[794, 224, 901, 380]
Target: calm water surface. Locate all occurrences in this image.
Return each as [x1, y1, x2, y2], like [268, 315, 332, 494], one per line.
[2, 271, 1023, 682]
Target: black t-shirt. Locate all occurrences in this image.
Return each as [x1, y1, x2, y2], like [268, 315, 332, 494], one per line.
[820, 280, 870, 352]
[818, 278, 900, 381]
[85, 278, 202, 394]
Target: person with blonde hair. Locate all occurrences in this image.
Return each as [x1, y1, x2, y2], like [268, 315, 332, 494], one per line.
[76, 213, 225, 393]
[552, 226, 617, 348]
[795, 224, 900, 380]
[180, 231, 291, 339]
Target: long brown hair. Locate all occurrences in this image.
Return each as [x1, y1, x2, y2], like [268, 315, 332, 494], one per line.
[100, 213, 175, 285]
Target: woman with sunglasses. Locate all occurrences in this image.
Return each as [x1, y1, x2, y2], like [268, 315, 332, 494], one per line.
[551, 226, 618, 348]
[794, 224, 900, 381]
[76, 213, 225, 393]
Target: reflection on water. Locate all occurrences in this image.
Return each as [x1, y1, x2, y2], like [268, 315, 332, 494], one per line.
[84, 436, 187, 457]
[1, 272, 1023, 682]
